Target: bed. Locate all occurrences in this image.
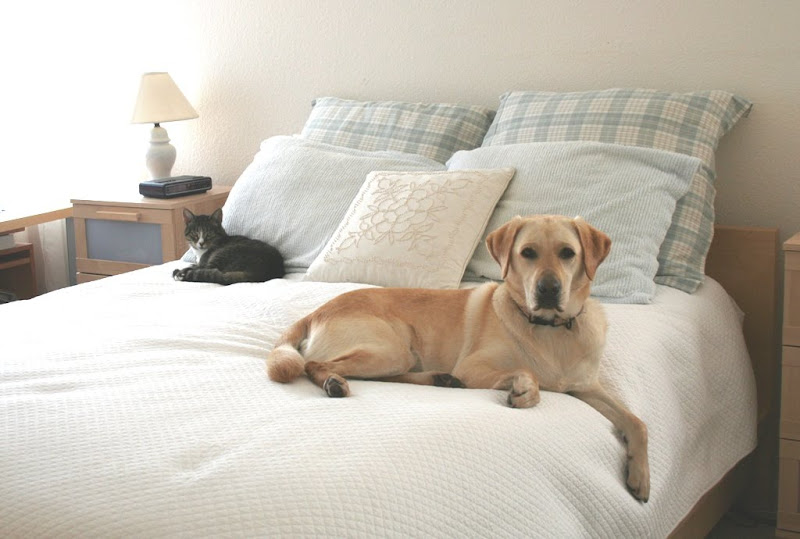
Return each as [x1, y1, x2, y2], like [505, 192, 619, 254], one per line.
[0, 89, 776, 537]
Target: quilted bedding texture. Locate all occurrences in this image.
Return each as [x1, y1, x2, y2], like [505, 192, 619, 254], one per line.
[0, 262, 756, 537]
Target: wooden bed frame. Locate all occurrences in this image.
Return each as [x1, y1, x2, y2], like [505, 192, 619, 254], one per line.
[670, 225, 780, 537]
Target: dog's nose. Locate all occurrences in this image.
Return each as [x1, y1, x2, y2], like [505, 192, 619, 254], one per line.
[536, 275, 561, 299]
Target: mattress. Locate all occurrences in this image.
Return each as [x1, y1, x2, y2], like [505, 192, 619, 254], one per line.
[0, 262, 757, 537]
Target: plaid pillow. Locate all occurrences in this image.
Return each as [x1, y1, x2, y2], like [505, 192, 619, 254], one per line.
[300, 97, 495, 163]
[481, 89, 752, 293]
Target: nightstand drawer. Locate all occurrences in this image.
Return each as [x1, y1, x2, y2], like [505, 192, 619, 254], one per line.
[780, 439, 800, 533]
[73, 203, 173, 225]
[74, 208, 175, 277]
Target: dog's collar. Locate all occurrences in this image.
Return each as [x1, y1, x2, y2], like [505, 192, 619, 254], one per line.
[516, 303, 585, 330]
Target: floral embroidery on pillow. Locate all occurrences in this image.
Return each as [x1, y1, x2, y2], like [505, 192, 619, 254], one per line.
[305, 168, 515, 288]
[340, 176, 473, 258]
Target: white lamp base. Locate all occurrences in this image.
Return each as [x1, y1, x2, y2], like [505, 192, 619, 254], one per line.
[145, 124, 176, 179]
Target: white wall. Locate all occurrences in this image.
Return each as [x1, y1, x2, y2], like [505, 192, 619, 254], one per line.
[4, 0, 799, 243]
[180, 0, 800, 244]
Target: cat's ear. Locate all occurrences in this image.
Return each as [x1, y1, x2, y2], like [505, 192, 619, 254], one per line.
[182, 208, 195, 225]
[211, 208, 223, 224]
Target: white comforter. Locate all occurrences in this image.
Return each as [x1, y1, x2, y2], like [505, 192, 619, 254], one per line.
[0, 263, 756, 537]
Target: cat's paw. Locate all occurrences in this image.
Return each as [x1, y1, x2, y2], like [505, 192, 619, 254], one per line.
[173, 268, 191, 281]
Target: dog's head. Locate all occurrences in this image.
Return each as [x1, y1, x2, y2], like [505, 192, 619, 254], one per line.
[486, 215, 611, 316]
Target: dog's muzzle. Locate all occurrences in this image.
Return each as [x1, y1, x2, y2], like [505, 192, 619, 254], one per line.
[534, 274, 562, 311]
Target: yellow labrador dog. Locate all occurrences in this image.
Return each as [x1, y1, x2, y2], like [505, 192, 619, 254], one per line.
[267, 215, 650, 501]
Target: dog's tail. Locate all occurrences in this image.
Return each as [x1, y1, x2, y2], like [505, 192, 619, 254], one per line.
[266, 317, 309, 383]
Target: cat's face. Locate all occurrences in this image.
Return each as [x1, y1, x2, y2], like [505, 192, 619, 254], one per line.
[183, 208, 224, 257]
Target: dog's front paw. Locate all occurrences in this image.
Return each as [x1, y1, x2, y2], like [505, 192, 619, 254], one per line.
[627, 457, 650, 502]
[323, 374, 350, 398]
[507, 374, 540, 408]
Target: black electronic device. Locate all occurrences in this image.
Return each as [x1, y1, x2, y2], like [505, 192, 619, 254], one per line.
[139, 175, 213, 198]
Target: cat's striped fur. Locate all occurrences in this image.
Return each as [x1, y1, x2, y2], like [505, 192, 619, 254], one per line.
[173, 208, 284, 285]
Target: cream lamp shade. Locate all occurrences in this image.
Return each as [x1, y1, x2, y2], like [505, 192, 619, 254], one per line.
[131, 72, 198, 124]
[131, 72, 198, 179]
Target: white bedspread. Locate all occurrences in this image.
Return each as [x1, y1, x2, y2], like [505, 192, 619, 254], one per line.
[0, 263, 756, 537]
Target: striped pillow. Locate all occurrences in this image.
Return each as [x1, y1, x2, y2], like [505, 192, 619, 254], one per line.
[481, 89, 752, 293]
[300, 97, 495, 164]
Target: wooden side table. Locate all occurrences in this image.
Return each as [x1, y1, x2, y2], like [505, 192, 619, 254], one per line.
[0, 203, 72, 235]
[779, 231, 800, 535]
[0, 243, 37, 299]
[71, 186, 231, 282]
[0, 202, 73, 299]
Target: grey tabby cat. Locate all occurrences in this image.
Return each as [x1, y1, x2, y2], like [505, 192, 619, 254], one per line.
[173, 208, 284, 285]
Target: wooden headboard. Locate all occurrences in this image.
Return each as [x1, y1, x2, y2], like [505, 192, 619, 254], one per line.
[704, 225, 779, 518]
[705, 225, 780, 426]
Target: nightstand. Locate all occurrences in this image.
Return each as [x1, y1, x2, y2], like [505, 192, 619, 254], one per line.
[779, 231, 800, 535]
[0, 202, 73, 298]
[0, 243, 36, 299]
[71, 186, 231, 283]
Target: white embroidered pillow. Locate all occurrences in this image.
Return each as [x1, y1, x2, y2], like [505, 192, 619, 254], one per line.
[305, 168, 515, 288]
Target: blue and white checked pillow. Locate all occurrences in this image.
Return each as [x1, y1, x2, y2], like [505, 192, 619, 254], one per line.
[300, 97, 495, 164]
[481, 88, 752, 293]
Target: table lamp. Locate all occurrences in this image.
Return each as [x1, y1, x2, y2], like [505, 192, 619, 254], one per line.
[131, 72, 198, 179]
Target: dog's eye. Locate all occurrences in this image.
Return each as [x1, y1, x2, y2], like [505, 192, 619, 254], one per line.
[521, 248, 537, 260]
[559, 247, 576, 260]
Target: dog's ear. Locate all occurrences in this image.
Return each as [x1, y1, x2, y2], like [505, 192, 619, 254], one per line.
[572, 218, 611, 281]
[486, 216, 524, 279]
